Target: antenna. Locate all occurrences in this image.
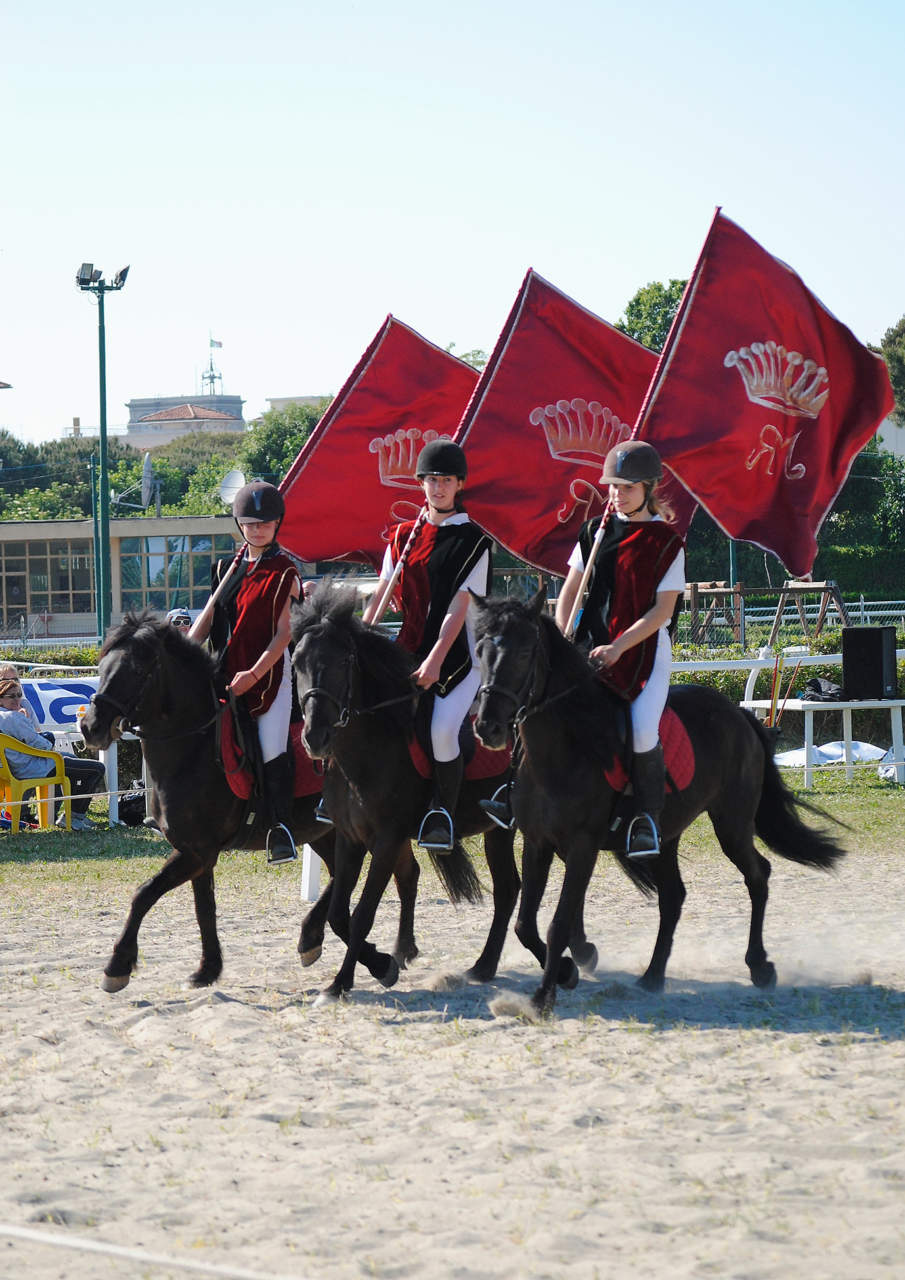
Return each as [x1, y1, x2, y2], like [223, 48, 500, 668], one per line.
[219, 469, 246, 506]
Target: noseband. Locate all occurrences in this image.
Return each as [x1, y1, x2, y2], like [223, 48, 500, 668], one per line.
[298, 648, 356, 730]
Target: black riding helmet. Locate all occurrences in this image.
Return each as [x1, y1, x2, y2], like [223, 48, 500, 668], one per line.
[232, 481, 285, 531]
[600, 440, 663, 485]
[415, 439, 467, 480]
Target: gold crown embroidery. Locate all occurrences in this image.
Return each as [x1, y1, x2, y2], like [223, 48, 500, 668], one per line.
[369, 427, 448, 489]
[531, 398, 632, 469]
[724, 342, 829, 418]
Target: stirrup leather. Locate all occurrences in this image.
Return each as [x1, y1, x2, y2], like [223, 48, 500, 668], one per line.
[417, 806, 455, 851]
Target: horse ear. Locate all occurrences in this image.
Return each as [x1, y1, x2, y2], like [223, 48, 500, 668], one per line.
[529, 583, 547, 616]
[467, 588, 487, 609]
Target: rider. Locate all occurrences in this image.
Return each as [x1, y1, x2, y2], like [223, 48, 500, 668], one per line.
[362, 439, 491, 852]
[191, 481, 300, 865]
[555, 440, 685, 858]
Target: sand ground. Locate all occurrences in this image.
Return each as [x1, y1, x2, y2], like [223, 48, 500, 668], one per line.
[2, 827, 904, 1279]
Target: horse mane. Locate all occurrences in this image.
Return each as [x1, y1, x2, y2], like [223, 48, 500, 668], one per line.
[101, 610, 219, 685]
[292, 582, 416, 735]
[474, 594, 622, 765]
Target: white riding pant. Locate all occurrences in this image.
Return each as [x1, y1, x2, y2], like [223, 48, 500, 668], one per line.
[431, 666, 482, 762]
[257, 652, 292, 763]
[631, 630, 671, 754]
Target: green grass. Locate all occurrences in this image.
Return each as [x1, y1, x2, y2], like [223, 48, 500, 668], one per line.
[2, 763, 897, 893]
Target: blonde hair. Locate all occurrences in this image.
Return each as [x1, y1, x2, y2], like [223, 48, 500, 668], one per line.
[646, 483, 674, 523]
[0, 663, 20, 680]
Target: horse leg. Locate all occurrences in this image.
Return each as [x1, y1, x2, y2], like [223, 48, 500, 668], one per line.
[710, 810, 776, 988]
[568, 894, 599, 975]
[102, 850, 207, 992]
[299, 874, 334, 967]
[465, 825, 520, 984]
[516, 838, 579, 988]
[318, 838, 399, 1003]
[320, 839, 401, 1004]
[188, 867, 223, 987]
[390, 842, 420, 969]
[637, 836, 685, 992]
[531, 839, 597, 1017]
[298, 835, 336, 966]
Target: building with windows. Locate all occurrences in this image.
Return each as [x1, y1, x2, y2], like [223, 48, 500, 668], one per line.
[0, 515, 262, 643]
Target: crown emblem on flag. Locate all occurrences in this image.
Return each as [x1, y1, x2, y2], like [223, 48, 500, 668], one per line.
[369, 427, 445, 489]
[724, 342, 829, 418]
[531, 398, 632, 469]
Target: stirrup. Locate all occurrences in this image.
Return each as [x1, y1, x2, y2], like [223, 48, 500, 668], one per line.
[625, 813, 660, 859]
[417, 806, 455, 852]
[266, 823, 298, 864]
[314, 797, 333, 826]
[479, 784, 515, 831]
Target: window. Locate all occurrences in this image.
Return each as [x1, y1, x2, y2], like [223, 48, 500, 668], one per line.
[116, 531, 239, 612]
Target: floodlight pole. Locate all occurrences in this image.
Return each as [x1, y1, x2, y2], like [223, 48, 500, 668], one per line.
[77, 264, 128, 638]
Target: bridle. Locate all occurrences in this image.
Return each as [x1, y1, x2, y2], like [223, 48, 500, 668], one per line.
[297, 642, 416, 732]
[91, 649, 222, 742]
[478, 615, 580, 730]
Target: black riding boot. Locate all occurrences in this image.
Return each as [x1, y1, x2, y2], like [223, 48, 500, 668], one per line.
[263, 753, 297, 865]
[417, 756, 463, 853]
[626, 744, 665, 859]
[479, 776, 516, 831]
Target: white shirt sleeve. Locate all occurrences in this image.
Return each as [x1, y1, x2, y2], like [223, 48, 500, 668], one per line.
[657, 547, 686, 593]
[458, 549, 489, 598]
[378, 543, 394, 580]
[567, 542, 583, 573]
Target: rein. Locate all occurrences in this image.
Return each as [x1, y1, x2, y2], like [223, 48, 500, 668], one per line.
[91, 662, 223, 743]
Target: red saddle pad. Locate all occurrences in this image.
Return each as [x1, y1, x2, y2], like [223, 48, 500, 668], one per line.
[604, 706, 695, 793]
[408, 719, 512, 780]
[220, 711, 323, 800]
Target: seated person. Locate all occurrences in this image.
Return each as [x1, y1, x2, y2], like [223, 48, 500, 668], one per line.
[0, 663, 51, 741]
[0, 677, 106, 831]
[166, 607, 192, 630]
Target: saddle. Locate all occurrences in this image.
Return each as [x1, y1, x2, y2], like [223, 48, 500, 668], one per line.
[218, 701, 323, 801]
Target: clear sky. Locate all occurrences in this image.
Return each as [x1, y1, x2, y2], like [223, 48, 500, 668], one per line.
[3, 0, 903, 444]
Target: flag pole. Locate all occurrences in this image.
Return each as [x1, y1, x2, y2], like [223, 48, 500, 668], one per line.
[367, 506, 429, 626]
[564, 501, 612, 639]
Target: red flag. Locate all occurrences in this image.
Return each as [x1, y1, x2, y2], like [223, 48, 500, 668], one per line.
[455, 271, 696, 576]
[279, 317, 479, 568]
[636, 211, 895, 577]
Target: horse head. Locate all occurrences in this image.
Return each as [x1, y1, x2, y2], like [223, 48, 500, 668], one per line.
[81, 611, 214, 749]
[472, 586, 549, 750]
[291, 583, 362, 759]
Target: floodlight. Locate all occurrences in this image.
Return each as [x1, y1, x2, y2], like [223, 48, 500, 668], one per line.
[77, 263, 94, 287]
[113, 265, 130, 288]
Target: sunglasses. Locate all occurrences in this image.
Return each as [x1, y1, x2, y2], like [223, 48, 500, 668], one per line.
[172, 619, 191, 628]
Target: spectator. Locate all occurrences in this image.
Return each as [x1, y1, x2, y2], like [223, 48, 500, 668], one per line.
[0, 677, 106, 831]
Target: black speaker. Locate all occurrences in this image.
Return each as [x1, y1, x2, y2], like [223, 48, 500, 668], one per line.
[841, 626, 898, 700]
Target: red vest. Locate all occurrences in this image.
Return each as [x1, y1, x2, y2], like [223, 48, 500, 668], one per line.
[577, 517, 684, 699]
[216, 549, 299, 716]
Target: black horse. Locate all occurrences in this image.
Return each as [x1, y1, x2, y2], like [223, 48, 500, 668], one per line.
[80, 611, 419, 992]
[290, 584, 542, 1005]
[472, 589, 846, 1017]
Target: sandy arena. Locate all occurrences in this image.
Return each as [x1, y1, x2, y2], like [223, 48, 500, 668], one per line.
[2, 829, 904, 1279]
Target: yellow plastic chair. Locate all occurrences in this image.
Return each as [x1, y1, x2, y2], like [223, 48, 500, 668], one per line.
[0, 734, 72, 831]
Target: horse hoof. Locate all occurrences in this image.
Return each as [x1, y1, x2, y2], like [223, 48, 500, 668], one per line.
[558, 958, 580, 989]
[101, 973, 130, 993]
[313, 987, 343, 1009]
[299, 945, 323, 968]
[752, 962, 777, 990]
[574, 945, 598, 975]
[378, 956, 400, 989]
[636, 972, 664, 993]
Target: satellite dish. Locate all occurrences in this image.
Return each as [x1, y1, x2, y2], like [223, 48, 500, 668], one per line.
[140, 453, 154, 509]
[219, 469, 246, 506]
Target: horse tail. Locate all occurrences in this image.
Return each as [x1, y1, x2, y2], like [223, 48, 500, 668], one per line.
[746, 711, 846, 871]
[613, 852, 658, 897]
[428, 841, 484, 905]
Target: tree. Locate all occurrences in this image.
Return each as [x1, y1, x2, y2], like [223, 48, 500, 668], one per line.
[445, 344, 489, 371]
[615, 279, 687, 353]
[876, 315, 905, 426]
[239, 399, 331, 484]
